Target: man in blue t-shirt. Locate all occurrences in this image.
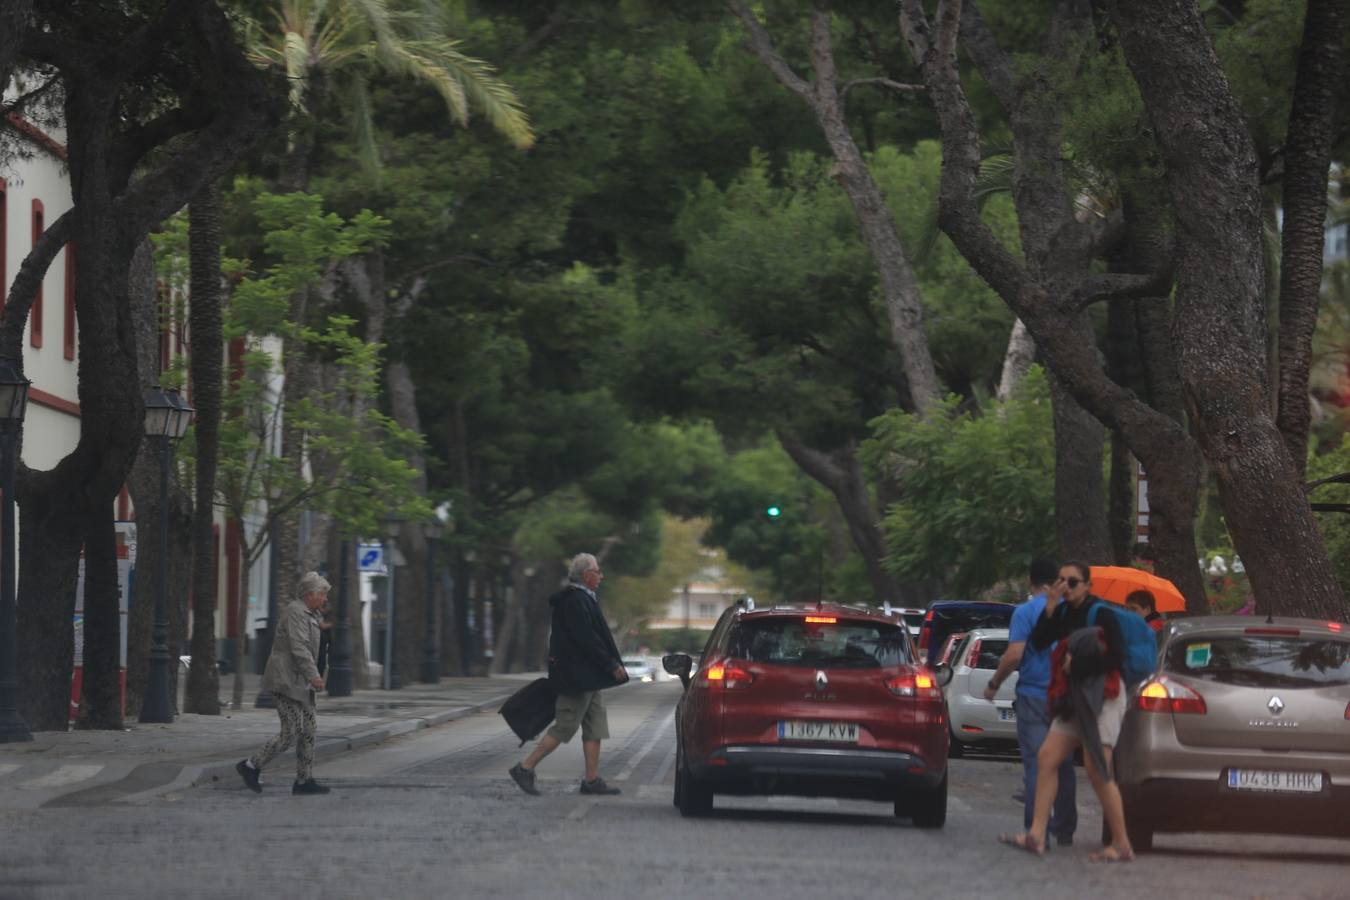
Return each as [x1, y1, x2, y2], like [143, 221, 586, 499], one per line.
[984, 558, 1077, 845]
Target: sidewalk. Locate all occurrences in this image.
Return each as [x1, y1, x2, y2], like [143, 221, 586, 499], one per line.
[0, 674, 537, 808]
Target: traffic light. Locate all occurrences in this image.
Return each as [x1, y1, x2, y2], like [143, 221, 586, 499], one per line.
[765, 505, 781, 518]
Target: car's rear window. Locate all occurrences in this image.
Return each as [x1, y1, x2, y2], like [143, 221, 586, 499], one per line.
[968, 639, 1007, 670]
[934, 605, 1014, 631]
[728, 618, 911, 668]
[1164, 635, 1350, 688]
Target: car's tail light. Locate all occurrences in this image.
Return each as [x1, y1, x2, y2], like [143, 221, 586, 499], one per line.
[1345, 701, 1350, 721]
[1327, 622, 1343, 633]
[701, 662, 754, 690]
[805, 616, 837, 624]
[964, 639, 983, 669]
[917, 609, 935, 651]
[1136, 676, 1206, 714]
[887, 669, 942, 700]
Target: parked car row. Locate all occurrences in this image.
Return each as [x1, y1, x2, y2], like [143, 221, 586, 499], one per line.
[660, 595, 1350, 850]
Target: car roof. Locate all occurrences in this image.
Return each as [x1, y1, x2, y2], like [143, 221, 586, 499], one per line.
[1164, 615, 1348, 639]
[927, 599, 1016, 610]
[739, 602, 901, 626]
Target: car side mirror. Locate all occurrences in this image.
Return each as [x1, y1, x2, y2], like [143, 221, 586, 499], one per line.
[934, 663, 953, 688]
[663, 653, 693, 689]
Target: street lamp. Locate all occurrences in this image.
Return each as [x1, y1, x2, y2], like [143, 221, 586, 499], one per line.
[419, 512, 447, 684]
[0, 358, 31, 743]
[384, 517, 405, 690]
[140, 385, 194, 723]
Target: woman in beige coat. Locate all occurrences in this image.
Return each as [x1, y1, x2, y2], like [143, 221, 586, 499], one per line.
[237, 572, 330, 795]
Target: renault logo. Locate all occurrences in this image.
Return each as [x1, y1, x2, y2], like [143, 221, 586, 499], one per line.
[1268, 695, 1285, 716]
[815, 670, 829, 692]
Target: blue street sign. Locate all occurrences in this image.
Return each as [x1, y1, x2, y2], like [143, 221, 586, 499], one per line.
[358, 543, 386, 573]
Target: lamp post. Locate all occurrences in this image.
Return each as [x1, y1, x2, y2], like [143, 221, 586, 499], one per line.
[384, 517, 404, 690]
[419, 516, 445, 684]
[0, 358, 31, 743]
[140, 386, 194, 723]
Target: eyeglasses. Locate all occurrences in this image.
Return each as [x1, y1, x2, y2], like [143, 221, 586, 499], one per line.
[1056, 577, 1085, 588]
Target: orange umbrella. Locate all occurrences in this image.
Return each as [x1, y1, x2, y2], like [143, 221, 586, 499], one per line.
[1088, 566, 1186, 613]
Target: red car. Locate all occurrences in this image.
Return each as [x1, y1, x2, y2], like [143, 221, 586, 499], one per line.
[663, 601, 949, 825]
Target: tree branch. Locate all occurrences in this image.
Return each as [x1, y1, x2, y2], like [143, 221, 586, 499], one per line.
[957, 0, 1015, 109]
[727, 1, 814, 101]
[776, 430, 847, 495]
[0, 209, 74, 361]
[1066, 269, 1175, 313]
[839, 77, 926, 101]
[1305, 471, 1350, 492]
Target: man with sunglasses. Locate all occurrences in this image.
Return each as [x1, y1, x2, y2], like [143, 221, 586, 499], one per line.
[1000, 561, 1135, 862]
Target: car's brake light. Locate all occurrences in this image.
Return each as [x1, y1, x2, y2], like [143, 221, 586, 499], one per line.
[805, 616, 836, 624]
[1244, 627, 1301, 637]
[1327, 621, 1343, 633]
[886, 670, 942, 699]
[701, 662, 754, 689]
[964, 638, 983, 669]
[1136, 676, 1206, 714]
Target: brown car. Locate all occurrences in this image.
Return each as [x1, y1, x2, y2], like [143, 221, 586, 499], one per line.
[1116, 615, 1350, 850]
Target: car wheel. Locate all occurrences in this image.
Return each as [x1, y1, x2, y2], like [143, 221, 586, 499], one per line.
[947, 726, 964, 758]
[1125, 817, 1153, 852]
[675, 743, 713, 817]
[906, 772, 948, 829]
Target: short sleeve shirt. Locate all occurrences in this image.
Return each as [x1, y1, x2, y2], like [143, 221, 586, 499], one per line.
[1009, 593, 1051, 700]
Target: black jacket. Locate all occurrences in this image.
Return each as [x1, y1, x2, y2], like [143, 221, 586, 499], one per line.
[547, 584, 623, 693]
[1029, 596, 1124, 678]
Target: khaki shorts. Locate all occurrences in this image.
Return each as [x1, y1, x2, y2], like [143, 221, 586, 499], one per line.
[1049, 687, 1128, 748]
[547, 690, 610, 743]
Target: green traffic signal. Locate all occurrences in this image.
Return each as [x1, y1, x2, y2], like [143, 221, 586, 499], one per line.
[766, 506, 781, 518]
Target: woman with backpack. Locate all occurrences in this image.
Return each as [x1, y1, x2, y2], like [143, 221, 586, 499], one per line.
[998, 561, 1136, 862]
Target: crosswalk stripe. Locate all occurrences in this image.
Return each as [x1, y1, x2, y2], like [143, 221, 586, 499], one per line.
[17, 764, 103, 789]
[614, 711, 673, 782]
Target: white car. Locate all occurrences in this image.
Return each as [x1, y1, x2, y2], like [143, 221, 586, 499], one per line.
[934, 627, 1017, 757]
[622, 657, 655, 683]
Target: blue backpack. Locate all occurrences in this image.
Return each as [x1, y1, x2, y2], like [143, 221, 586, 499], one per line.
[1086, 599, 1158, 687]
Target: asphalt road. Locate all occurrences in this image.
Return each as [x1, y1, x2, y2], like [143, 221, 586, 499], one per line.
[2, 681, 1347, 899]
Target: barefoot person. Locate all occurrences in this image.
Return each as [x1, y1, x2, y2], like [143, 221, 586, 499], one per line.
[237, 571, 331, 796]
[999, 561, 1135, 862]
[509, 553, 628, 796]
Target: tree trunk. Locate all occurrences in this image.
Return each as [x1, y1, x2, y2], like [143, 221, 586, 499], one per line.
[1275, 0, 1346, 477]
[776, 433, 910, 605]
[185, 183, 224, 714]
[1107, 0, 1346, 619]
[231, 550, 252, 709]
[1047, 368, 1111, 561]
[730, 3, 941, 414]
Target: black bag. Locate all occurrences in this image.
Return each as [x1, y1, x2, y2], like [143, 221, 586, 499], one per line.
[499, 678, 558, 746]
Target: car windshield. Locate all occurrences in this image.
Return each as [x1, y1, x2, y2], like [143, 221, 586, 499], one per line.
[728, 618, 911, 668]
[1164, 635, 1350, 688]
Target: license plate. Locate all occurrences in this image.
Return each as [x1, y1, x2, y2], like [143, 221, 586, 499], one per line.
[779, 721, 859, 743]
[999, 708, 1016, 722]
[1226, 768, 1323, 793]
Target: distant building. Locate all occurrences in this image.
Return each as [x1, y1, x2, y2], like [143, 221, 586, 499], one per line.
[647, 565, 745, 631]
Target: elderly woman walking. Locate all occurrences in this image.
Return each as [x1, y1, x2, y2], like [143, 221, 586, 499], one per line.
[237, 571, 331, 796]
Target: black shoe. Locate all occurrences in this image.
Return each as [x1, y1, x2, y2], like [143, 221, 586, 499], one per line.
[579, 777, 621, 795]
[292, 779, 331, 795]
[236, 759, 262, 794]
[509, 763, 540, 796]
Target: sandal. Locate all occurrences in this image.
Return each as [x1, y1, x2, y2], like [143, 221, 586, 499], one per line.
[1089, 846, 1136, 863]
[998, 832, 1046, 857]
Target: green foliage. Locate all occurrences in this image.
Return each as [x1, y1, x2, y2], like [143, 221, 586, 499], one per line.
[862, 366, 1056, 595]
[217, 190, 428, 548]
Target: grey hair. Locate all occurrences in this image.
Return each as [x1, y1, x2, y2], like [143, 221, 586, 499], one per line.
[568, 553, 598, 582]
[297, 571, 331, 598]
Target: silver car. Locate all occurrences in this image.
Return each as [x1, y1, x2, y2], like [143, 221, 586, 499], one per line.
[1117, 615, 1350, 850]
[934, 628, 1017, 756]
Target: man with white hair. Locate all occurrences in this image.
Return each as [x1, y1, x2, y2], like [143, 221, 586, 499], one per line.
[237, 571, 331, 795]
[510, 553, 628, 796]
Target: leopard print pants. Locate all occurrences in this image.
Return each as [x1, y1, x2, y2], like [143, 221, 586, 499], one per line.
[249, 693, 316, 782]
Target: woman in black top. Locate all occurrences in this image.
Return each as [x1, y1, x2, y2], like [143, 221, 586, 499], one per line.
[1000, 561, 1136, 862]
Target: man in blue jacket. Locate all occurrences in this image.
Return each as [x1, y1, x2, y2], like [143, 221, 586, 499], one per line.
[510, 553, 628, 796]
[984, 557, 1077, 846]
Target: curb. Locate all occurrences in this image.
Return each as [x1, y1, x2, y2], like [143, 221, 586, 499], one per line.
[172, 693, 512, 798]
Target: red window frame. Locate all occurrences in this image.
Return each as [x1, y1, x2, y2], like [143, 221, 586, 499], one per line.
[30, 199, 43, 348]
